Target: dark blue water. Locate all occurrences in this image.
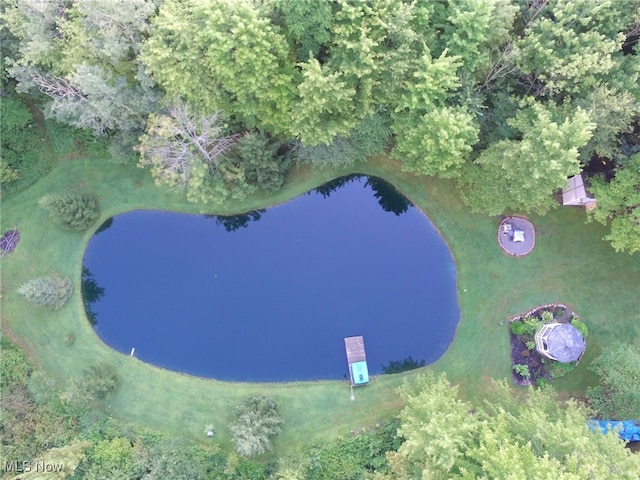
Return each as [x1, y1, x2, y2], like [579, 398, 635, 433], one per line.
[83, 176, 459, 381]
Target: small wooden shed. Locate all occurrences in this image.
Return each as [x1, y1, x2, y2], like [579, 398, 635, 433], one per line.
[562, 174, 595, 207]
[344, 336, 370, 386]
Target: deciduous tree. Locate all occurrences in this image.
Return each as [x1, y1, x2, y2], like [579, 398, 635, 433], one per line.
[462, 101, 594, 215]
[379, 374, 640, 480]
[229, 396, 284, 457]
[588, 153, 640, 254]
[587, 343, 640, 419]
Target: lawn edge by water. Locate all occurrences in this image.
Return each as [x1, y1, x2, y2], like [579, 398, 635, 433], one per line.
[2, 155, 639, 455]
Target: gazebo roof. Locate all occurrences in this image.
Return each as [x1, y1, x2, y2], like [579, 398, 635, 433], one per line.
[537, 323, 585, 363]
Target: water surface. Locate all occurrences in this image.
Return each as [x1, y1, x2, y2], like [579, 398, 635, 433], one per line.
[83, 176, 459, 381]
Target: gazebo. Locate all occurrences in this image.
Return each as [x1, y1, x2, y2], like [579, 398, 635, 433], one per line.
[535, 323, 585, 363]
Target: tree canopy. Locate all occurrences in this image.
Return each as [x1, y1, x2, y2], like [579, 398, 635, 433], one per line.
[380, 373, 640, 480]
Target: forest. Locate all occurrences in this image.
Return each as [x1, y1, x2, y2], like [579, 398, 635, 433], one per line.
[1, 0, 640, 478]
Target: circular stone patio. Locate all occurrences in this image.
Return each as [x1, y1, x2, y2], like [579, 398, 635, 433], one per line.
[498, 216, 535, 256]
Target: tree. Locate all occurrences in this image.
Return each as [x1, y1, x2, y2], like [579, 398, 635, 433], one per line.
[78, 437, 145, 480]
[227, 132, 293, 194]
[295, 113, 392, 169]
[392, 106, 479, 178]
[462, 101, 594, 215]
[40, 192, 99, 230]
[3, 0, 159, 135]
[16, 274, 73, 310]
[229, 396, 284, 457]
[63, 363, 119, 407]
[587, 343, 640, 419]
[588, 154, 640, 254]
[142, 0, 298, 135]
[379, 373, 640, 480]
[273, 0, 333, 62]
[513, 0, 628, 97]
[137, 100, 238, 204]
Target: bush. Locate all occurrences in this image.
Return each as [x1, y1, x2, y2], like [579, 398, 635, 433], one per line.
[512, 364, 531, 379]
[511, 316, 542, 336]
[570, 317, 589, 338]
[296, 113, 391, 168]
[16, 273, 73, 310]
[63, 363, 119, 407]
[40, 192, 99, 230]
[586, 343, 640, 419]
[548, 361, 576, 379]
[229, 396, 284, 457]
[228, 132, 292, 193]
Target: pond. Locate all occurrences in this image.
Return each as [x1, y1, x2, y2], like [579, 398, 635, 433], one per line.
[83, 176, 460, 382]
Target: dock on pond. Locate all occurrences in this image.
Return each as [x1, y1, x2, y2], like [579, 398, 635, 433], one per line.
[344, 336, 370, 386]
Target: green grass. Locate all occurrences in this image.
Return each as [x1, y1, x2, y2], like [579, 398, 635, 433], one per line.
[2, 143, 639, 455]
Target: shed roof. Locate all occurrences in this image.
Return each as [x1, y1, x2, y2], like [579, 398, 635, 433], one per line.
[563, 174, 592, 206]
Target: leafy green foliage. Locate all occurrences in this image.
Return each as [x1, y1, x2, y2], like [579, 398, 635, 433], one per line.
[570, 317, 589, 338]
[295, 113, 391, 168]
[0, 337, 32, 392]
[380, 374, 640, 479]
[16, 274, 73, 310]
[462, 102, 594, 215]
[588, 153, 640, 254]
[63, 363, 119, 407]
[512, 364, 531, 379]
[510, 316, 542, 336]
[3, 0, 159, 134]
[305, 421, 402, 480]
[137, 100, 240, 205]
[587, 343, 640, 419]
[274, 0, 332, 61]
[143, 0, 297, 135]
[392, 106, 479, 178]
[40, 192, 99, 230]
[548, 361, 576, 379]
[74, 437, 145, 480]
[229, 396, 284, 457]
[0, 95, 41, 185]
[228, 132, 292, 194]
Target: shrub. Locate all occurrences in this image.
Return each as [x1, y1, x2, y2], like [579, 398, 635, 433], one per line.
[296, 113, 391, 168]
[16, 273, 73, 310]
[540, 310, 554, 323]
[586, 343, 640, 419]
[230, 396, 284, 457]
[511, 316, 542, 336]
[570, 317, 589, 338]
[40, 192, 99, 230]
[526, 341, 536, 350]
[63, 363, 119, 407]
[512, 364, 531, 379]
[548, 361, 576, 379]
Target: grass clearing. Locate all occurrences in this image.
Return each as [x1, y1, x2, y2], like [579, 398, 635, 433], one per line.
[2, 138, 639, 455]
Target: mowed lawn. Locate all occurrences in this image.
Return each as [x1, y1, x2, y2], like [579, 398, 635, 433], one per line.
[2, 150, 639, 454]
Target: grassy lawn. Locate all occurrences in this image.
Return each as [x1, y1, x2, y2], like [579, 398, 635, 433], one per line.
[2, 139, 639, 455]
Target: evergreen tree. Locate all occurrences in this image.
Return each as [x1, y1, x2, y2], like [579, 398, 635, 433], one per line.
[228, 132, 292, 194]
[40, 192, 99, 230]
[16, 274, 73, 310]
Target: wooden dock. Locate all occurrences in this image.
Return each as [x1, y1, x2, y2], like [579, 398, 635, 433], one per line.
[344, 336, 369, 385]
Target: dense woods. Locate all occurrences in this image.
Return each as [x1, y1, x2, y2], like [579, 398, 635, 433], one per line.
[1, 0, 640, 478]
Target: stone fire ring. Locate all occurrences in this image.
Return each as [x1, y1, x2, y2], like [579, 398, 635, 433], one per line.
[498, 216, 535, 257]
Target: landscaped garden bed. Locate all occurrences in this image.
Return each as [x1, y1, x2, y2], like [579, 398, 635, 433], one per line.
[509, 303, 588, 386]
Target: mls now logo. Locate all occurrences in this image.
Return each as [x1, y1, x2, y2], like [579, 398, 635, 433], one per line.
[3, 460, 64, 473]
